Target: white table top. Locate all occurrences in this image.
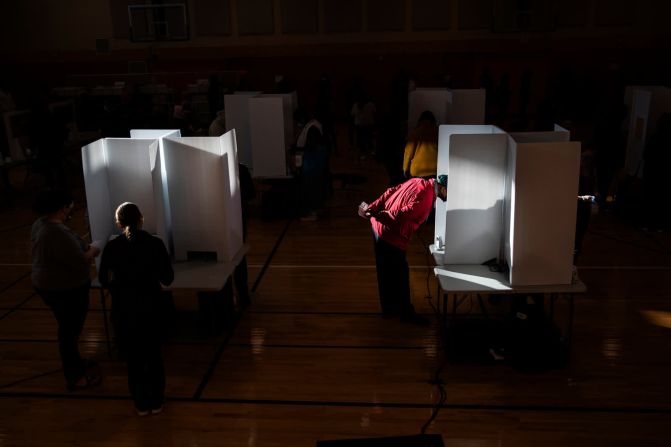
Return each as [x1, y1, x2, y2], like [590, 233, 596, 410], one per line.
[434, 264, 586, 294]
[170, 244, 249, 290]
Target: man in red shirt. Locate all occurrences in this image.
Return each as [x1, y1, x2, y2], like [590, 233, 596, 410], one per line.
[362, 175, 448, 325]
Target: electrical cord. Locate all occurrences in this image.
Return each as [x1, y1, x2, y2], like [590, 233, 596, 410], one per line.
[416, 231, 449, 435]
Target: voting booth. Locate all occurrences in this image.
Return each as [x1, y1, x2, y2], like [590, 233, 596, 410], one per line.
[432, 125, 580, 286]
[408, 88, 486, 132]
[225, 91, 296, 177]
[161, 132, 243, 263]
[82, 129, 246, 338]
[504, 128, 580, 286]
[624, 86, 671, 177]
[82, 129, 243, 264]
[81, 129, 180, 258]
[224, 91, 261, 169]
[249, 93, 295, 177]
[434, 125, 508, 266]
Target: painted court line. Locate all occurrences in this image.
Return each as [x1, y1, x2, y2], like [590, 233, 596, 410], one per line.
[248, 264, 671, 271]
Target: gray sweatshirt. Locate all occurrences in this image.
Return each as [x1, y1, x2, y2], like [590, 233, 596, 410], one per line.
[31, 217, 91, 290]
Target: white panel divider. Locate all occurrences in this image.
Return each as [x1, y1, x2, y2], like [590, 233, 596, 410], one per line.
[225, 92, 261, 169]
[104, 139, 158, 235]
[506, 138, 580, 285]
[435, 125, 581, 286]
[162, 132, 242, 262]
[81, 139, 113, 257]
[447, 89, 486, 125]
[444, 132, 508, 264]
[408, 88, 450, 131]
[81, 129, 242, 267]
[249, 96, 288, 178]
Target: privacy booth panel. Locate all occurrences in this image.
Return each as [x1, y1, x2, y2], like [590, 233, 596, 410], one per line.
[81, 139, 114, 248]
[249, 96, 287, 177]
[162, 132, 243, 263]
[408, 88, 450, 131]
[82, 138, 166, 243]
[435, 125, 506, 258]
[262, 92, 296, 149]
[225, 92, 261, 169]
[506, 140, 580, 286]
[129, 129, 181, 139]
[444, 133, 508, 264]
[446, 89, 486, 125]
[129, 129, 181, 250]
[103, 138, 159, 236]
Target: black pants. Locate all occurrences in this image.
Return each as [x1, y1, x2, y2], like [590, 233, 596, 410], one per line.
[373, 234, 414, 317]
[38, 283, 90, 386]
[126, 329, 165, 411]
[115, 296, 166, 411]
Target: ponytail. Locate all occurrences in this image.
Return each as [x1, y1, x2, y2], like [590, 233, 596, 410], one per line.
[115, 202, 143, 241]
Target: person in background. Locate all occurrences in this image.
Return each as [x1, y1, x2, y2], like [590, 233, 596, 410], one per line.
[208, 109, 227, 138]
[361, 175, 448, 325]
[98, 202, 174, 416]
[351, 93, 377, 159]
[403, 110, 439, 180]
[295, 109, 328, 220]
[31, 188, 101, 390]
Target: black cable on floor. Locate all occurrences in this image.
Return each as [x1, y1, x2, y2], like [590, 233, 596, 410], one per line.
[416, 231, 449, 435]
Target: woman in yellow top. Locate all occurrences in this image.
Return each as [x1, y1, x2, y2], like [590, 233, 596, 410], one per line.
[403, 111, 439, 179]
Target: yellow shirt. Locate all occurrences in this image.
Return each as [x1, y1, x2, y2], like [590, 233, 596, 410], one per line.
[403, 124, 438, 178]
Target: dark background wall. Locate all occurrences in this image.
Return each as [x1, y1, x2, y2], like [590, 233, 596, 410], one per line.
[1, 0, 669, 124]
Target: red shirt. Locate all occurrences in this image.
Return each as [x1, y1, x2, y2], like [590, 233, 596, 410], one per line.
[368, 178, 436, 250]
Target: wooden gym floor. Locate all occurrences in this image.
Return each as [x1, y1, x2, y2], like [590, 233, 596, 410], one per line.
[1, 141, 671, 446]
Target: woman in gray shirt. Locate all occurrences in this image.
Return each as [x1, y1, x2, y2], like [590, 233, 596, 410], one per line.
[31, 189, 101, 390]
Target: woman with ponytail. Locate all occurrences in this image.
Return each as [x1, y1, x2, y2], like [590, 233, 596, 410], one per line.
[99, 202, 173, 416]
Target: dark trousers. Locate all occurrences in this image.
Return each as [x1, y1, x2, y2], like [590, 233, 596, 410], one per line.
[125, 322, 165, 411]
[38, 283, 90, 386]
[373, 234, 414, 317]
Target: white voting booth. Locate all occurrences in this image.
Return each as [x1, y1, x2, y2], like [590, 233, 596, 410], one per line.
[82, 129, 244, 269]
[434, 125, 508, 266]
[432, 125, 580, 286]
[409, 88, 451, 128]
[161, 133, 243, 263]
[505, 128, 580, 285]
[224, 92, 261, 169]
[82, 129, 180, 257]
[225, 91, 296, 178]
[408, 88, 486, 131]
[624, 86, 671, 177]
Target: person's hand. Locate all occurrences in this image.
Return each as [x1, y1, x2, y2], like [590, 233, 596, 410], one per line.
[84, 244, 101, 263]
